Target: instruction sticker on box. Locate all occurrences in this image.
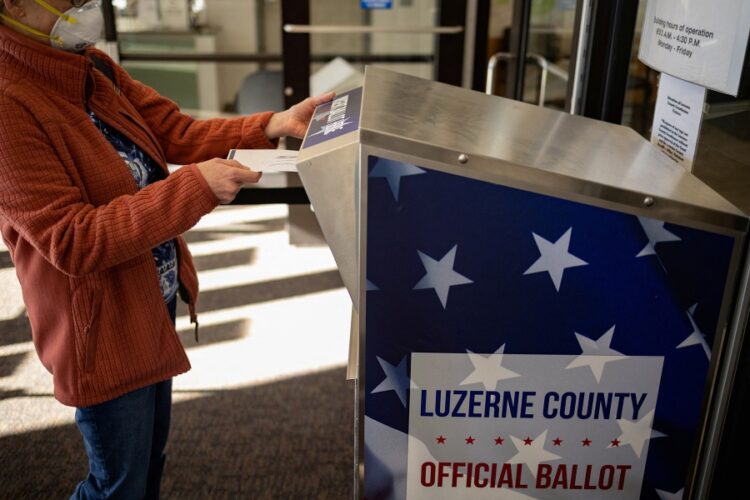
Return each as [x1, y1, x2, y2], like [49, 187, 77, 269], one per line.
[302, 87, 362, 149]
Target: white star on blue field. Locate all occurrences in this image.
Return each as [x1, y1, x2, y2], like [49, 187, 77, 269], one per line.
[413, 244, 473, 308]
[566, 325, 626, 383]
[637, 216, 681, 257]
[677, 304, 711, 360]
[523, 227, 588, 291]
[369, 158, 426, 201]
[371, 355, 411, 407]
[655, 488, 684, 500]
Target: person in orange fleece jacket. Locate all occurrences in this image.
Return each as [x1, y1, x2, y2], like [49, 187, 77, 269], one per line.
[0, 0, 333, 497]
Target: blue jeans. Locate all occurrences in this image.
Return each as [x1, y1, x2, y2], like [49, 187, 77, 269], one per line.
[72, 298, 177, 499]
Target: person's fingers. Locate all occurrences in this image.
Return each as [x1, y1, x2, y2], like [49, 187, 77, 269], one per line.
[224, 159, 252, 170]
[234, 168, 262, 184]
[228, 162, 263, 183]
[309, 91, 335, 106]
[207, 158, 242, 168]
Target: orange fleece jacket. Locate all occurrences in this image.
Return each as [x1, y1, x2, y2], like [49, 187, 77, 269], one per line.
[0, 25, 277, 407]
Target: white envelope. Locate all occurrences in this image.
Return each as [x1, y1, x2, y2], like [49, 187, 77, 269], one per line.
[227, 149, 298, 173]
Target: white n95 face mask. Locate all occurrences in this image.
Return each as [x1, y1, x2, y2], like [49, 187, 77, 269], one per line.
[48, 0, 104, 52]
[0, 0, 103, 52]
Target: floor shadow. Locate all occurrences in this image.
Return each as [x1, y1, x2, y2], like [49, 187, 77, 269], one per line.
[0, 352, 29, 379]
[194, 270, 344, 312]
[0, 252, 13, 269]
[0, 313, 31, 347]
[191, 247, 259, 273]
[183, 218, 287, 245]
[178, 318, 250, 348]
[0, 388, 27, 402]
[0, 367, 354, 500]
[0, 413, 86, 498]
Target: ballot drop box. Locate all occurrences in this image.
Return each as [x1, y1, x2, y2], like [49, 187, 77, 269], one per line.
[296, 67, 750, 500]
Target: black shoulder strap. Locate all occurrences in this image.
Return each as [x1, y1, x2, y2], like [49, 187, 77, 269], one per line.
[88, 53, 117, 88]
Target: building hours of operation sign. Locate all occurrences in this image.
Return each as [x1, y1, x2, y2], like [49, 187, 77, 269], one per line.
[638, 0, 750, 96]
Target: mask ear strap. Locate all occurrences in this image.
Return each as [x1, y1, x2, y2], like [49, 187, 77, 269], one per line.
[33, 0, 77, 24]
[0, 12, 64, 45]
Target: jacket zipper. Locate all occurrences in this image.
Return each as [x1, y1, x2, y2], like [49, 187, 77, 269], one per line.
[87, 101, 168, 173]
[83, 293, 102, 373]
[117, 109, 169, 169]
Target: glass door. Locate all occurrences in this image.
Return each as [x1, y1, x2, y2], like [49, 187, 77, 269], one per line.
[486, 0, 576, 110]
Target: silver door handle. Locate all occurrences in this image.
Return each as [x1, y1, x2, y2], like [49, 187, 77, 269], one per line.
[283, 24, 464, 35]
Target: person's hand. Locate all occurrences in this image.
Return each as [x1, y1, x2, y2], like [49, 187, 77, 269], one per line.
[265, 91, 336, 139]
[195, 159, 262, 204]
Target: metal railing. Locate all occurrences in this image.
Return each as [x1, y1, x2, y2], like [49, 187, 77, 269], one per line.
[486, 52, 569, 107]
[282, 24, 463, 34]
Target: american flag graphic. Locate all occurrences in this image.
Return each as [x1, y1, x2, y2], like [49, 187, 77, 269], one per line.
[363, 156, 735, 500]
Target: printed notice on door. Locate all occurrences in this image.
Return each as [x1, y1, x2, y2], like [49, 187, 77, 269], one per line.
[650, 73, 706, 171]
[639, 0, 750, 95]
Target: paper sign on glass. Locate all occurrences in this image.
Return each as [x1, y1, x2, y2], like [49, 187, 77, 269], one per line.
[650, 73, 706, 171]
[638, 0, 750, 96]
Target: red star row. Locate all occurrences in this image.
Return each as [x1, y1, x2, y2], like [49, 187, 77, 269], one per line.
[435, 435, 622, 447]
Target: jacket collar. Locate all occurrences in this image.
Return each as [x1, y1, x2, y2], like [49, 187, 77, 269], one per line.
[0, 24, 90, 104]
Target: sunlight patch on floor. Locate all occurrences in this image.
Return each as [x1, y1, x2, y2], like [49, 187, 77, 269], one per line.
[0, 268, 24, 321]
[193, 205, 288, 229]
[195, 238, 338, 292]
[173, 288, 351, 400]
